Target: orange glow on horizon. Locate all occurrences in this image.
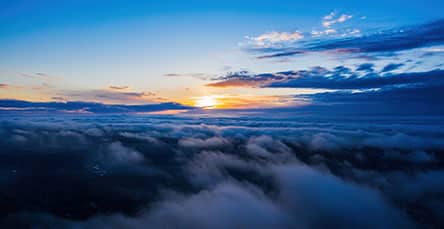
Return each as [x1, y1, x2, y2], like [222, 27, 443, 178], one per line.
[194, 95, 220, 109]
[181, 94, 308, 110]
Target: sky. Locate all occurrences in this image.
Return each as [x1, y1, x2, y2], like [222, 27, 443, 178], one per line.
[1, 0, 444, 112]
[1, 2, 444, 227]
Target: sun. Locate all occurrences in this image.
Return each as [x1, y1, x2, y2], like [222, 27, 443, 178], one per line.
[195, 95, 218, 109]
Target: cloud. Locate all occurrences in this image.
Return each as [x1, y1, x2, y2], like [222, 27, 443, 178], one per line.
[381, 63, 404, 72]
[205, 79, 266, 88]
[0, 114, 442, 227]
[20, 72, 50, 78]
[246, 135, 292, 161]
[67, 167, 415, 228]
[0, 84, 22, 90]
[75, 182, 289, 229]
[64, 89, 158, 104]
[311, 19, 444, 53]
[308, 12, 358, 40]
[0, 99, 193, 114]
[185, 151, 252, 187]
[142, 182, 287, 229]
[322, 12, 353, 28]
[273, 165, 413, 228]
[51, 96, 66, 101]
[311, 28, 338, 37]
[206, 71, 288, 88]
[243, 12, 357, 54]
[163, 73, 213, 80]
[270, 68, 444, 89]
[303, 82, 444, 115]
[209, 67, 444, 91]
[97, 141, 145, 166]
[121, 91, 156, 97]
[323, 12, 335, 20]
[203, 67, 444, 115]
[248, 31, 304, 47]
[356, 63, 375, 72]
[179, 136, 231, 149]
[109, 85, 129, 90]
[256, 50, 306, 59]
[337, 14, 353, 23]
[248, 18, 444, 59]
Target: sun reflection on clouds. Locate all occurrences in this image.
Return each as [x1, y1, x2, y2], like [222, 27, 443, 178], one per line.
[188, 94, 308, 110]
[194, 95, 220, 109]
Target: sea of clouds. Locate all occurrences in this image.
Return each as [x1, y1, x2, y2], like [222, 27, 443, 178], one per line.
[0, 114, 443, 228]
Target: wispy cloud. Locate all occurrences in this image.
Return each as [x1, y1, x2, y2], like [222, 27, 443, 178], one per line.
[20, 72, 52, 79]
[321, 12, 353, 28]
[206, 71, 288, 88]
[0, 83, 10, 89]
[109, 85, 129, 90]
[247, 31, 304, 47]
[311, 28, 338, 36]
[256, 50, 306, 59]
[64, 89, 158, 104]
[242, 11, 357, 52]
[35, 72, 48, 77]
[0, 83, 23, 89]
[163, 73, 213, 80]
[51, 96, 66, 101]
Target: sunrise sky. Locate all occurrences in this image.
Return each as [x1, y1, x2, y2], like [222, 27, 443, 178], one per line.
[1, 2, 444, 227]
[1, 0, 444, 111]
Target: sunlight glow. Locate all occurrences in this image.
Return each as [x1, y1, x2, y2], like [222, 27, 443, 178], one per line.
[194, 95, 219, 109]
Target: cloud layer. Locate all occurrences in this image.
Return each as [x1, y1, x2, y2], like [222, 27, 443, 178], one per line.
[0, 100, 192, 114]
[0, 114, 443, 228]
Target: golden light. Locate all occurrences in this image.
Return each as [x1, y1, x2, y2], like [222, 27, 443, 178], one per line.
[194, 95, 219, 109]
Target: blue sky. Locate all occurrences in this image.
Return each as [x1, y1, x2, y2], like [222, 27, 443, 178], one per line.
[0, 0, 443, 112]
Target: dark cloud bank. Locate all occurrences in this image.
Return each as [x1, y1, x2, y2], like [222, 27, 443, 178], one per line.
[0, 100, 191, 114]
[0, 114, 443, 228]
[208, 67, 444, 115]
[212, 66, 444, 90]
